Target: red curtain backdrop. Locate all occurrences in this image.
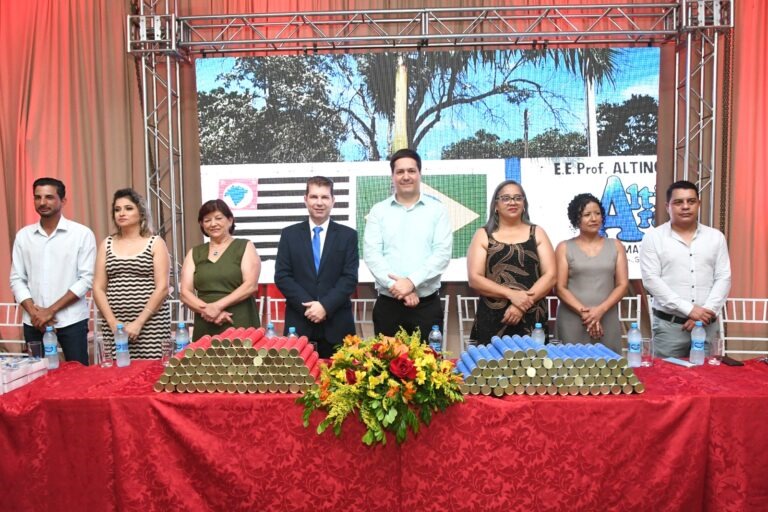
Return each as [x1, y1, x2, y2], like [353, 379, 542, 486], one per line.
[730, 0, 768, 299]
[0, 0, 144, 304]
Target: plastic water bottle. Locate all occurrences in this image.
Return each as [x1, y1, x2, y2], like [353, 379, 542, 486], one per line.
[174, 322, 190, 353]
[531, 323, 546, 346]
[43, 326, 59, 369]
[690, 321, 706, 365]
[265, 322, 277, 339]
[428, 325, 443, 354]
[287, 327, 298, 340]
[627, 322, 642, 368]
[115, 324, 130, 367]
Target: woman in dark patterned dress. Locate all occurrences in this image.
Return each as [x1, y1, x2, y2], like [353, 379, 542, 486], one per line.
[93, 188, 171, 359]
[468, 180, 557, 344]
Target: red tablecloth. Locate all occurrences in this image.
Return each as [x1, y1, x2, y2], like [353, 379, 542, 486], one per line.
[2, 360, 768, 511]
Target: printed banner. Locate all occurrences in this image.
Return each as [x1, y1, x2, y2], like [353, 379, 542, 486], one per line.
[201, 160, 505, 282]
[520, 156, 657, 279]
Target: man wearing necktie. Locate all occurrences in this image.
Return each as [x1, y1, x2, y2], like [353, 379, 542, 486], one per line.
[274, 176, 359, 357]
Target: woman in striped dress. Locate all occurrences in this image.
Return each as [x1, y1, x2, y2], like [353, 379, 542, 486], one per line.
[93, 188, 171, 359]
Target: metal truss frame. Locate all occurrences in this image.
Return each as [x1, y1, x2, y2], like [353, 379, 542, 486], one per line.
[133, 4, 682, 55]
[130, 0, 186, 292]
[674, 0, 733, 226]
[127, 1, 733, 292]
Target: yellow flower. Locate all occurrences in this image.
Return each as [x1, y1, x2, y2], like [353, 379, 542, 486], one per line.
[368, 374, 382, 387]
[416, 369, 426, 385]
[355, 370, 367, 384]
[431, 371, 449, 389]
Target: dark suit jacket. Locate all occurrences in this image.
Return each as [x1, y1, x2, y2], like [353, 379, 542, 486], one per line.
[274, 220, 359, 344]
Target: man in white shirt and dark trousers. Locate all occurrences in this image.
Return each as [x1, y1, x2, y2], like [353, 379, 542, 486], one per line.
[10, 177, 96, 365]
[363, 148, 453, 339]
[640, 180, 731, 358]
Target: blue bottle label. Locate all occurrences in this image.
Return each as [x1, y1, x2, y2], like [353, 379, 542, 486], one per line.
[692, 340, 705, 351]
[116, 342, 128, 352]
[629, 341, 641, 353]
[44, 344, 56, 355]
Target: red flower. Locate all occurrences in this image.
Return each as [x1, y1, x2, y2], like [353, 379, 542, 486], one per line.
[389, 353, 417, 380]
[345, 368, 357, 385]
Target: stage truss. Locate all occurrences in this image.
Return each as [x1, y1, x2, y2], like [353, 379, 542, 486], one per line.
[128, 1, 733, 291]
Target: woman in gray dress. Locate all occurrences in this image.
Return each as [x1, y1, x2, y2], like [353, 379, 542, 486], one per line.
[555, 193, 628, 352]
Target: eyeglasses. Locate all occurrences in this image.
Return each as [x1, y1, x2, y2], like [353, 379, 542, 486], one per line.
[497, 194, 525, 204]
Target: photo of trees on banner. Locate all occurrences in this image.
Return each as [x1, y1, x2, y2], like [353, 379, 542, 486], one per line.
[196, 47, 659, 281]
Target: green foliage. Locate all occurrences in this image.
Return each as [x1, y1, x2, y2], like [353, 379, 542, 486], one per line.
[441, 128, 588, 159]
[198, 55, 345, 165]
[597, 94, 658, 155]
[441, 93, 658, 159]
[348, 49, 618, 152]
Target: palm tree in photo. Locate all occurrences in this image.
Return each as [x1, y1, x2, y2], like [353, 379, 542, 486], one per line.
[334, 47, 619, 158]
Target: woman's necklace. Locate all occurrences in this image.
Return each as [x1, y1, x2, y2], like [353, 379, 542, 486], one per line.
[211, 237, 232, 256]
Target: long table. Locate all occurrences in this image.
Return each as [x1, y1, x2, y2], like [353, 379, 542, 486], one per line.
[2, 360, 768, 511]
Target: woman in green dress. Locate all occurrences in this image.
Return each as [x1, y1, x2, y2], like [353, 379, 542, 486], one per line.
[180, 199, 261, 341]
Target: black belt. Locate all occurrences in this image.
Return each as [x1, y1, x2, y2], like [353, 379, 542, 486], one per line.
[652, 309, 687, 325]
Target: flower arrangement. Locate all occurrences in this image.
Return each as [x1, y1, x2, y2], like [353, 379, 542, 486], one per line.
[297, 329, 465, 446]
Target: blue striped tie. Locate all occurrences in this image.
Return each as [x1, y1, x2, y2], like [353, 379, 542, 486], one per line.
[312, 226, 322, 271]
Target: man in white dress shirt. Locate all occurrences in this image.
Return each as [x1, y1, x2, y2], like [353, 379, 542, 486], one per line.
[10, 177, 96, 365]
[640, 180, 731, 358]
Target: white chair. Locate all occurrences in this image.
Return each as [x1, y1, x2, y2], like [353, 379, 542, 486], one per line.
[440, 295, 450, 347]
[618, 295, 642, 339]
[545, 295, 559, 338]
[266, 297, 286, 334]
[456, 295, 479, 352]
[254, 297, 265, 327]
[0, 302, 25, 355]
[167, 299, 195, 329]
[719, 298, 768, 356]
[165, 297, 264, 328]
[352, 298, 377, 338]
[353, 296, 450, 348]
[457, 295, 557, 351]
[1, 299, 101, 359]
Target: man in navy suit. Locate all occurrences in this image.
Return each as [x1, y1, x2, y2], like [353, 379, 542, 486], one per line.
[274, 176, 359, 358]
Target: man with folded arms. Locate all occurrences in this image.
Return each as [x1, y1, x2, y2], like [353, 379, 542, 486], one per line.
[640, 180, 731, 358]
[363, 148, 452, 339]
